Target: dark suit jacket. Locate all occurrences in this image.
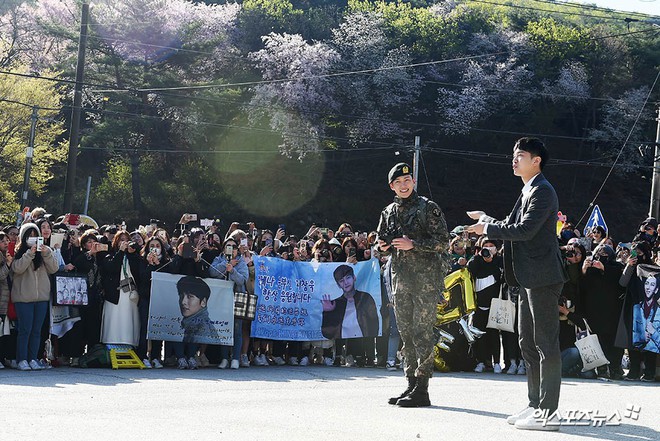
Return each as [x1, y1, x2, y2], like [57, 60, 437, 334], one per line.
[322, 290, 379, 339]
[483, 173, 568, 289]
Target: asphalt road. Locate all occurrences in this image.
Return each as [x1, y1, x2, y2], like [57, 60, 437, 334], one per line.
[1, 366, 658, 440]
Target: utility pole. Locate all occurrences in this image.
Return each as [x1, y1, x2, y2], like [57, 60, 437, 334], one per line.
[63, 1, 90, 213]
[413, 136, 420, 191]
[20, 106, 38, 209]
[649, 104, 660, 219]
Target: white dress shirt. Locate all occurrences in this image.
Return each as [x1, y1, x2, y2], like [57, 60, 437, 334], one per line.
[483, 173, 540, 235]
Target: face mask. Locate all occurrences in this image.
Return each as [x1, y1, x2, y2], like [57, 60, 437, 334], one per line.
[150, 247, 161, 257]
[640, 233, 655, 243]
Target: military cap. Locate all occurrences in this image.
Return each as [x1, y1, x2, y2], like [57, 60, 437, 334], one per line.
[388, 163, 412, 183]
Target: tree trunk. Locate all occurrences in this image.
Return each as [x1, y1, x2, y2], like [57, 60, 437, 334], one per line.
[130, 150, 143, 214]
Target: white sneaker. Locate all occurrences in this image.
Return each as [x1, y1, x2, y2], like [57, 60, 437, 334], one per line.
[199, 353, 210, 368]
[187, 356, 198, 370]
[288, 356, 299, 366]
[38, 359, 52, 369]
[10, 359, 18, 369]
[17, 360, 31, 371]
[474, 362, 485, 373]
[29, 360, 43, 370]
[239, 354, 250, 368]
[323, 357, 333, 366]
[273, 356, 286, 366]
[386, 359, 397, 371]
[299, 356, 309, 366]
[0, 361, 4, 369]
[142, 359, 153, 369]
[152, 359, 163, 369]
[506, 407, 536, 425]
[230, 359, 239, 369]
[506, 361, 518, 375]
[515, 414, 559, 431]
[218, 359, 229, 369]
[493, 363, 502, 374]
[517, 363, 527, 375]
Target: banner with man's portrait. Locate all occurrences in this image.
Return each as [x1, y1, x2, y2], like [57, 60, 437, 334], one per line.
[147, 272, 235, 345]
[251, 256, 383, 341]
[631, 264, 660, 354]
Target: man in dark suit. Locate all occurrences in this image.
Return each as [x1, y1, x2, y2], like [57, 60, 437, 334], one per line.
[467, 137, 567, 432]
[321, 265, 379, 340]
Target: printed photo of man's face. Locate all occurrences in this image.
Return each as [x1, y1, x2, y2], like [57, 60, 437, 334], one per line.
[644, 275, 657, 300]
[179, 292, 207, 318]
[337, 274, 356, 294]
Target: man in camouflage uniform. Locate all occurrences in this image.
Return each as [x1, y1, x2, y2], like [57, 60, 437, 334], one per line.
[377, 163, 450, 407]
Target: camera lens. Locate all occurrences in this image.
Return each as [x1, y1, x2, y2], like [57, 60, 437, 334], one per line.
[480, 248, 491, 258]
[565, 251, 575, 258]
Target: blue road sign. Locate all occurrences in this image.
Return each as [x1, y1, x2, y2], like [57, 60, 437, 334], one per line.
[583, 205, 608, 237]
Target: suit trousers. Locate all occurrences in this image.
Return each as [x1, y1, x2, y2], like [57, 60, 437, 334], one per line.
[518, 283, 563, 412]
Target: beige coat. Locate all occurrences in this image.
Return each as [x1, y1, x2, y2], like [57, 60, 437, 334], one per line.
[11, 246, 59, 303]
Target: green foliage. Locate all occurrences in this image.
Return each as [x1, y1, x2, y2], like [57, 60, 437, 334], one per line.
[1, 0, 657, 229]
[525, 17, 587, 75]
[0, 65, 66, 221]
[348, 0, 466, 57]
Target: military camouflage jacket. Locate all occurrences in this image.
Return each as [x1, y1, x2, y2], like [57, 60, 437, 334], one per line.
[376, 191, 450, 270]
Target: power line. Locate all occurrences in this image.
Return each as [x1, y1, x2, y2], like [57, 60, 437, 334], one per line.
[0, 26, 655, 98]
[79, 101, 650, 146]
[131, 52, 509, 92]
[0, 82, 650, 147]
[423, 145, 652, 169]
[86, 35, 220, 57]
[76, 140, 654, 171]
[529, 0, 660, 19]
[575, 68, 660, 226]
[105, 27, 660, 93]
[465, 0, 642, 21]
[0, 97, 60, 111]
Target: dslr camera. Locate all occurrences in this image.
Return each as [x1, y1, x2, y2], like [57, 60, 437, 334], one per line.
[378, 227, 402, 245]
[565, 245, 576, 258]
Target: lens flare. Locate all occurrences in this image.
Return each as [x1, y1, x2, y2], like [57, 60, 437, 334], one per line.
[207, 119, 324, 218]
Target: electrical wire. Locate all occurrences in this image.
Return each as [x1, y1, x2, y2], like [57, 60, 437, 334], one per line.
[465, 0, 643, 21]
[132, 52, 509, 92]
[0, 97, 60, 111]
[0, 92, 647, 149]
[529, 0, 660, 19]
[0, 26, 655, 98]
[575, 68, 660, 227]
[420, 150, 434, 200]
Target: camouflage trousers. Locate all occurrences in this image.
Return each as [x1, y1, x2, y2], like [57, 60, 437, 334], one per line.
[393, 286, 437, 378]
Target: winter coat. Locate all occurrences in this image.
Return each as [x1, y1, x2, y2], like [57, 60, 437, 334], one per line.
[10, 223, 59, 303]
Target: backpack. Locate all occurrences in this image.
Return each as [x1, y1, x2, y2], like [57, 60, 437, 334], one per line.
[79, 344, 111, 368]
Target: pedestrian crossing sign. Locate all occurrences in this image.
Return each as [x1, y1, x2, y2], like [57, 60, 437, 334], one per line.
[583, 205, 608, 237]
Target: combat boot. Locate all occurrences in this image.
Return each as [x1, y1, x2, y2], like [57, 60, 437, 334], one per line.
[396, 376, 430, 407]
[388, 376, 416, 405]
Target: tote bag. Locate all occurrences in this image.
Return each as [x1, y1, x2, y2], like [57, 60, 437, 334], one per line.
[486, 289, 516, 333]
[574, 319, 609, 372]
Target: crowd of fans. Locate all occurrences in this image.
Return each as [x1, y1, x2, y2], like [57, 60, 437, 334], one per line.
[0, 207, 657, 382]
